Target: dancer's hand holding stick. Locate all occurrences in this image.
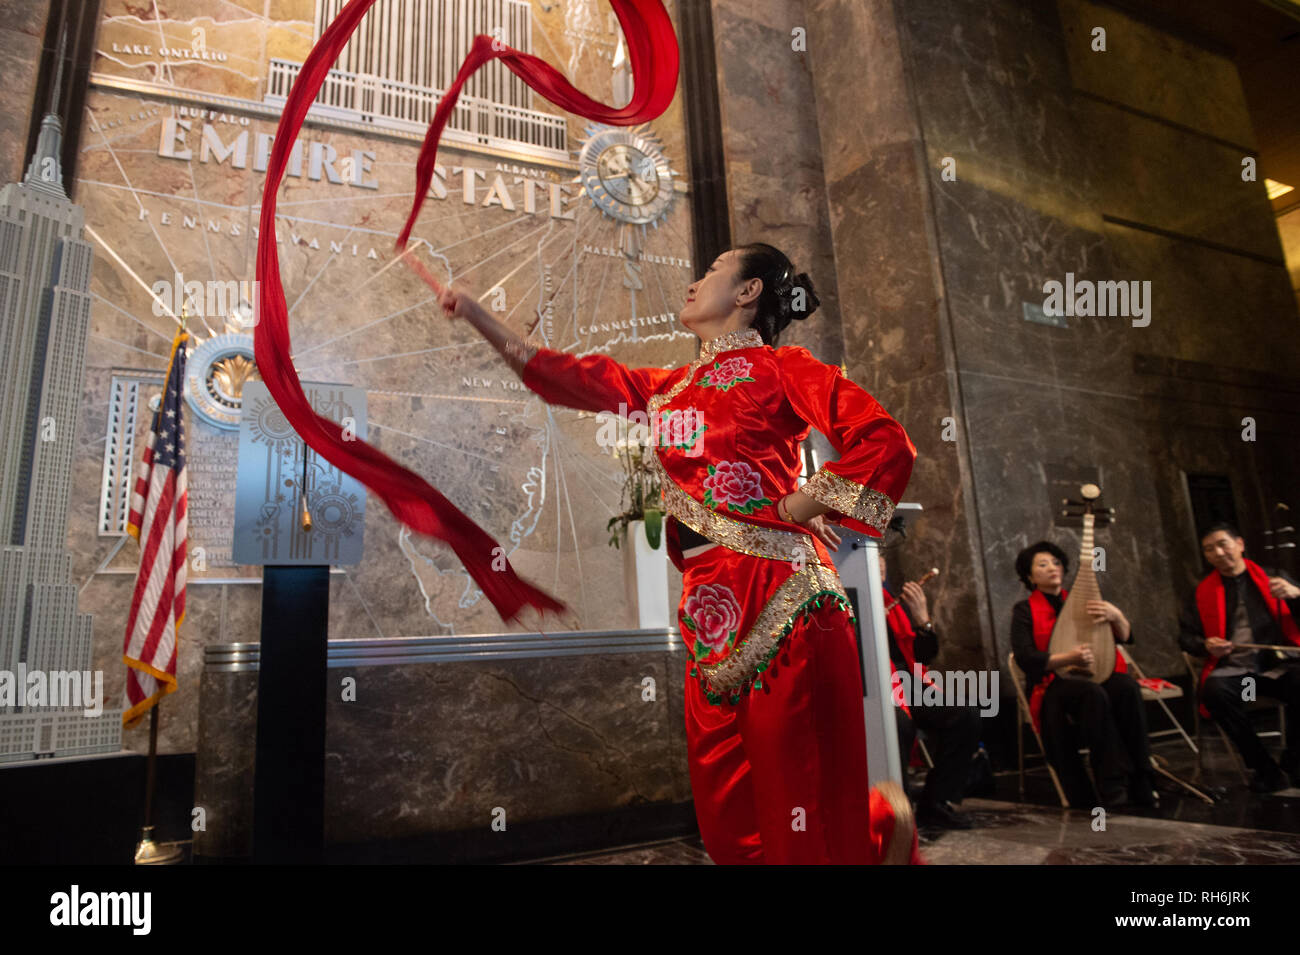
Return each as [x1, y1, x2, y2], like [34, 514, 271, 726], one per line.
[429, 276, 538, 378]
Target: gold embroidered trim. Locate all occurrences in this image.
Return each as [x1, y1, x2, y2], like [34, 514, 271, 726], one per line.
[648, 364, 698, 414]
[802, 467, 896, 534]
[700, 327, 764, 361]
[698, 561, 849, 695]
[653, 452, 820, 565]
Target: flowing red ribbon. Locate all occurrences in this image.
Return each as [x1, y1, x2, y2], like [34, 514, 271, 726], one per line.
[255, 0, 678, 623]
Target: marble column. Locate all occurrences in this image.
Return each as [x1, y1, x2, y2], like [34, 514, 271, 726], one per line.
[798, 0, 993, 670]
[709, 0, 844, 365]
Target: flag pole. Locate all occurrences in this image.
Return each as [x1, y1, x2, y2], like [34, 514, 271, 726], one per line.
[133, 304, 187, 865]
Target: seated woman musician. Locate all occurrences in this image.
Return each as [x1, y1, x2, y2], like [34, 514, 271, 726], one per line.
[1009, 541, 1157, 809]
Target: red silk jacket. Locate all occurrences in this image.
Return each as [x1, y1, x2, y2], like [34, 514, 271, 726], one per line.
[521, 327, 914, 543]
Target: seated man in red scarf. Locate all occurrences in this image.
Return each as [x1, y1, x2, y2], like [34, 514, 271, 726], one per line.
[1178, 523, 1300, 793]
[1009, 541, 1156, 809]
[881, 553, 980, 829]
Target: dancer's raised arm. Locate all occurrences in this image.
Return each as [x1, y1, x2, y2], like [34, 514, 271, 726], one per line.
[439, 283, 678, 415]
[438, 283, 539, 377]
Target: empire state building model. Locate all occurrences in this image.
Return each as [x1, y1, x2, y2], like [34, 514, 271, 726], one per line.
[0, 80, 122, 761]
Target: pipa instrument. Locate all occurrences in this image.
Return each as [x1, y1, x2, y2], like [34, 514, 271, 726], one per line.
[1048, 484, 1115, 682]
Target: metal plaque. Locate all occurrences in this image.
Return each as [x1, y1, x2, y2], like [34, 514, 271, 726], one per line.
[233, 381, 366, 566]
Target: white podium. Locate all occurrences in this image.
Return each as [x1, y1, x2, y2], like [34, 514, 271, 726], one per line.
[829, 502, 922, 789]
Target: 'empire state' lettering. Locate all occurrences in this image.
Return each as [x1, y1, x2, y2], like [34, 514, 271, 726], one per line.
[157, 119, 579, 222]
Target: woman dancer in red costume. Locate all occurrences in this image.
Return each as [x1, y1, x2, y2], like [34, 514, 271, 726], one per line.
[439, 242, 919, 865]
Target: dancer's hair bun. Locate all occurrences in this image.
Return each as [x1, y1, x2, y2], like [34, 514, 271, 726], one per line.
[783, 272, 820, 320]
[736, 243, 821, 345]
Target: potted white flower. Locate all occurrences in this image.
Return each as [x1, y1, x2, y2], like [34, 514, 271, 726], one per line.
[605, 418, 669, 629]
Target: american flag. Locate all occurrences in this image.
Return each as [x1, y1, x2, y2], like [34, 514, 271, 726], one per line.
[122, 331, 189, 729]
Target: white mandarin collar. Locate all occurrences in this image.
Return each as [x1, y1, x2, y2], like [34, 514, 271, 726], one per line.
[699, 327, 765, 361]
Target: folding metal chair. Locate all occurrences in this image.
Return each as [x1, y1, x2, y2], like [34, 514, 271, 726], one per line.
[1008, 652, 1069, 807]
[1117, 646, 1212, 805]
[916, 735, 934, 769]
[1181, 651, 1287, 783]
[1117, 645, 1196, 752]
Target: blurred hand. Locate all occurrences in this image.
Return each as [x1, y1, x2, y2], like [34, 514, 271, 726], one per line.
[1065, 645, 1095, 675]
[1268, 576, 1300, 600]
[781, 495, 841, 551]
[802, 513, 841, 552]
[1086, 599, 1121, 623]
[438, 284, 486, 323]
[901, 580, 930, 625]
[1206, 637, 1234, 659]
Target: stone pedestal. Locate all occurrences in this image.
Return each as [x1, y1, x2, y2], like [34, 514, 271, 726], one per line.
[622, 519, 670, 630]
[193, 629, 691, 862]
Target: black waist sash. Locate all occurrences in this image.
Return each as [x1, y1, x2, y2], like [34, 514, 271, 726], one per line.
[676, 520, 711, 549]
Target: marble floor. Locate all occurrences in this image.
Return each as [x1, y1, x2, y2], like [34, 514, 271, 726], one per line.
[524, 735, 1300, 865]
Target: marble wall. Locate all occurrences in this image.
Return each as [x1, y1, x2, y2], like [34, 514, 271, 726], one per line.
[0, 0, 51, 185]
[709, 0, 843, 365]
[1273, 203, 1300, 319]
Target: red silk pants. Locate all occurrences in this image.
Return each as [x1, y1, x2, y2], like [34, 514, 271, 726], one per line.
[680, 545, 912, 864]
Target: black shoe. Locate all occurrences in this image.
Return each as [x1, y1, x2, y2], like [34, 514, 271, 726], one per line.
[1128, 772, 1159, 809]
[1249, 767, 1289, 794]
[1099, 787, 1127, 810]
[916, 800, 973, 830]
[1283, 762, 1300, 789]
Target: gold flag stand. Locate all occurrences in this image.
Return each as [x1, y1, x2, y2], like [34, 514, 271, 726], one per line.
[134, 704, 183, 864]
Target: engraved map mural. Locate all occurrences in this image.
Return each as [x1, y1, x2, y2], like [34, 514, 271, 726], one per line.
[71, 0, 696, 712]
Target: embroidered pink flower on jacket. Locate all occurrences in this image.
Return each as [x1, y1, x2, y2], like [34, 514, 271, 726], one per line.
[683, 583, 743, 655]
[657, 407, 707, 453]
[699, 356, 755, 392]
[702, 460, 773, 515]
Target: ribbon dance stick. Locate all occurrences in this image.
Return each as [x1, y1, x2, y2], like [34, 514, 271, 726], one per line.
[255, 1, 678, 623]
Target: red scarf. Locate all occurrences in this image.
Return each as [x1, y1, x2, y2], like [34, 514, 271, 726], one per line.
[254, 1, 678, 623]
[1193, 559, 1300, 716]
[1026, 588, 1127, 733]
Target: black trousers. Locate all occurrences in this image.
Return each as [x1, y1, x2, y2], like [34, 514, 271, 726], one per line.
[1039, 671, 1150, 808]
[1201, 667, 1300, 773]
[896, 702, 981, 807]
